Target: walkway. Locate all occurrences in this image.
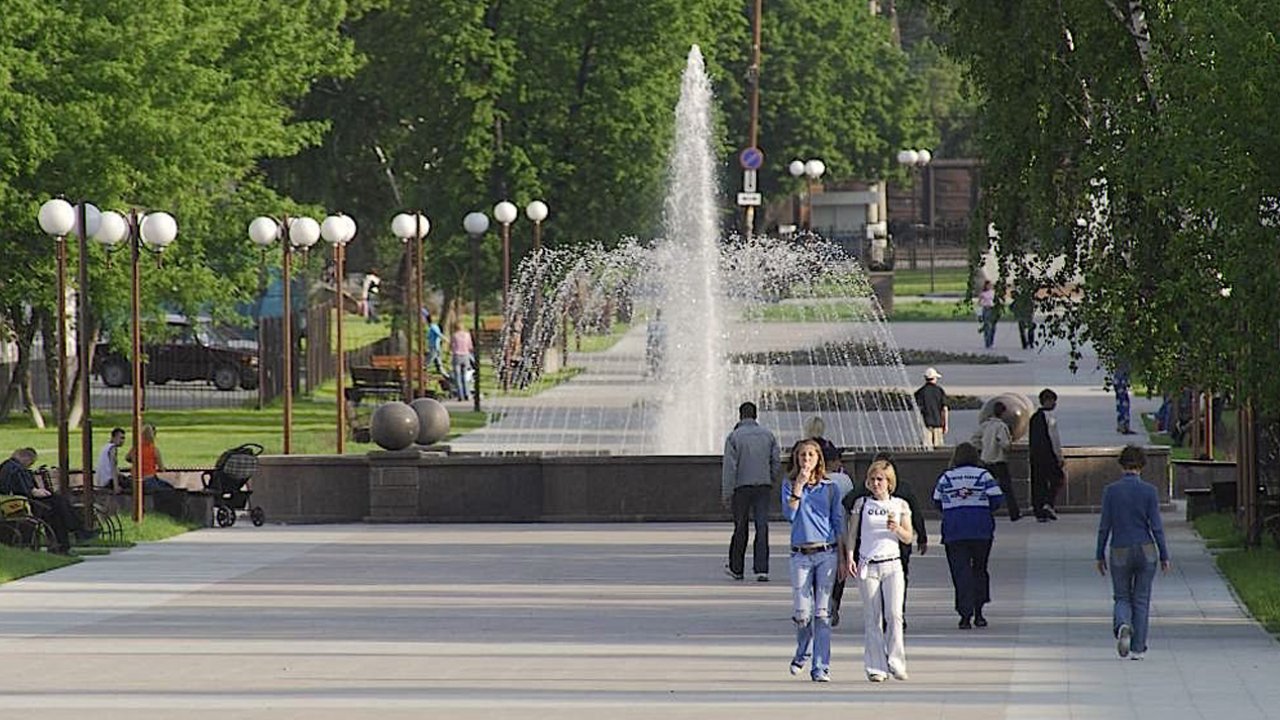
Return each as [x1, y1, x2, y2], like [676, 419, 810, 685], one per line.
[1, 511, 1275, 718]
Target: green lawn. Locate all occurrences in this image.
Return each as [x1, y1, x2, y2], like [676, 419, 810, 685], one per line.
[892, 267, 971, 296]
[889, 299, 973, 322]
[0, 392, 489, 468]
[1193, 513, 1280, 633]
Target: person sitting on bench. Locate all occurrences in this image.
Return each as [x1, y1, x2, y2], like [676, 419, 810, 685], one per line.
[0, 447, 96, 552]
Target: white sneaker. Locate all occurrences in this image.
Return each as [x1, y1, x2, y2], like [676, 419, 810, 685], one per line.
[1117, 624, 1132, 658]
[789, 662, 804, 676]
[867, 672, 888, 683]
[1130, 652, 1145, 661]
[890, 668, 909, 681]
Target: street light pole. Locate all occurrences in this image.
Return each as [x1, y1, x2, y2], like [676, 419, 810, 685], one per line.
[493, 201, 517, 392]
[391, 213, 430, 398]
[250, 215, 318, 454]
[525, 200, 548, 251]
[321, 214, 356, 454]
[788, 159, 826, 231]
[91, 208, 176, 521]
[464, 211, 490, 413]
[896, 149, 933, 285]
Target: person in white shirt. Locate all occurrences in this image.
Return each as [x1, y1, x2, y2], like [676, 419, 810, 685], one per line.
[971, 401, 1020, 521]
[842, 459, 914, 683]
[94, 427, 126, 493]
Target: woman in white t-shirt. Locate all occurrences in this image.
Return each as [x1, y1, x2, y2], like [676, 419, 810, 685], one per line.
[842, 459, 914, 682]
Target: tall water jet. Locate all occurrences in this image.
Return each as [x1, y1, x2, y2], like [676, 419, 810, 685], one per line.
[653, 45, 727, 454]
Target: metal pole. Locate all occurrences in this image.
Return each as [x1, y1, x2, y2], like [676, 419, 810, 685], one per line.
[532, 220, 542, 251]
[471, 232, 482, 413]
[744, 0, 763, 240]
[403, 230, 414, 400]
[55, 233, 70, 495]
[335, 241, 346, 454]
[130, 211, 144, 521]
[281, 216, 293, 454]
[501, 221, 511, 392]
[78, 212, 95, 529]
[415, 215, 426, 398]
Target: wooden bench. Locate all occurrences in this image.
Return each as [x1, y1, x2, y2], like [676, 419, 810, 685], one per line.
[347, 365, 403, 403]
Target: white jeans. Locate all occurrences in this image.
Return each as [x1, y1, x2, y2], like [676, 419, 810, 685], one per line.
[858, 558, 906, 677]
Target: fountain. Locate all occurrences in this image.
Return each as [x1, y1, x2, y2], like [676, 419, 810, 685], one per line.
[453, 46, 926, 456]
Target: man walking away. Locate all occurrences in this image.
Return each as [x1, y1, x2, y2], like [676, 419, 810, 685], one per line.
[1029, 389, 1067, 521]
[914, 368, 948, 448]
[972, 401, 1020, 521]
[722, 401, 781, 582]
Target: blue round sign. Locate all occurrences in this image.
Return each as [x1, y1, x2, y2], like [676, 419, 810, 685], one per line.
[739, 147, 764, 170]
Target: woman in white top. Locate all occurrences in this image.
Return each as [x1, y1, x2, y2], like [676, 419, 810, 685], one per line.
[842, 459, 914, 682]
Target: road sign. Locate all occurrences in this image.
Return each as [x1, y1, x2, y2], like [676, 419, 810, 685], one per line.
[736, 192, 762, 207]
[743, 169, 757, 193]
[739, 147, 764, 170]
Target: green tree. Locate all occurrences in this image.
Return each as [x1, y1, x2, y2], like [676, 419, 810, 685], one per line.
[925, 0, 1280, 414]
[0, 0, 361, 423]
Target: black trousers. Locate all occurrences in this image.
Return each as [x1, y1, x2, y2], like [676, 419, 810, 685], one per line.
[1031, 467, 1064, 518]
[728, 484, 771, 575]
[945, 539, 993, 618]
[985, 461, 1020, 520]
[30, 493, 83, 549]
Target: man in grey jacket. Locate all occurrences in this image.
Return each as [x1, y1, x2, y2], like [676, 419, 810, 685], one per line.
[722, 401, 781, 581]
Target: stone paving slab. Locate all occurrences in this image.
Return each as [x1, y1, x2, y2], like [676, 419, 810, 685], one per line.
[1, 512, 1275, 719]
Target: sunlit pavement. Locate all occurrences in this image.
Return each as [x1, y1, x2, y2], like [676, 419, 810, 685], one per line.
[1, 513, 1276, 719]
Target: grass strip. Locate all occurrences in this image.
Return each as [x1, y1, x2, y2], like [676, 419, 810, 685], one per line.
[1193, 512, 1280, 633]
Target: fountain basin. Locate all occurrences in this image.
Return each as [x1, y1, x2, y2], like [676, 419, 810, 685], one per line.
[251, 445, 1171, 524]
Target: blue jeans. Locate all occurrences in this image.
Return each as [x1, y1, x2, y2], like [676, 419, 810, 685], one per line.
[790, 548, 836, 678]
[1110, 543, 1157, 653]
[451, 353, 473, 400]
[728, 485, 770, 575]
[981, 307, 997, 348]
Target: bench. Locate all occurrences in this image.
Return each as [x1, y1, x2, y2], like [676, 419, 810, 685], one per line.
[347, 364, 403, 404]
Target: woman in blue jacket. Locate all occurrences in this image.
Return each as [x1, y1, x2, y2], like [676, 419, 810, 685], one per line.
[781, 439, 845, 683]
[1096, 445, 1170, 660]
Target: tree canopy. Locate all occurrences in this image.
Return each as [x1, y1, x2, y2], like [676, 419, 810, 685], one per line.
[923, 0, 1280, 415]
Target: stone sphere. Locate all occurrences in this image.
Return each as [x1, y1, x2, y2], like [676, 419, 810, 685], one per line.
[370, 401, 420, 451]
[978, 393, 1036, 442]
[410, 397, 451, 445]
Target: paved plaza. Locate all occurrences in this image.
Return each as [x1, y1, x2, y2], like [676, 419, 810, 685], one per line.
[2, 513, 1277, 719]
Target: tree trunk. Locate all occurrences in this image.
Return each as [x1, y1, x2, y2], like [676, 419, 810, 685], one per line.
[1, 312, 46, 427]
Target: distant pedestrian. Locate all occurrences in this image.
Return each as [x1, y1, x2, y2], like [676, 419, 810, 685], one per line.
[782, 439, 843, 682]
[721, 401, 781, 582]
[823, 445, 855, 628]
[1013, 287, 1035, 349]
[1096, 445, 1170, 660]
[978, 279, 998, 349]
[971, 401, 1020, 521]
[801, 415, 840, 459]
[425, 312, 444, 375]
[933, 442, 1004, 629]
[360, 269, 381, 323]
[1111, 363, 1135, 434]
[126, 423, 174, 492]
[1029, 389, 1067, 522]
[844, 459, 913, 682]
[450, 322, 474, 401]
[913, 368, 948, 448]
[94, 426, 127, 493]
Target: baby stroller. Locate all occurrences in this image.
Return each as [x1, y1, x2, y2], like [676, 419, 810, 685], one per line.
[202, 443, 266, 527]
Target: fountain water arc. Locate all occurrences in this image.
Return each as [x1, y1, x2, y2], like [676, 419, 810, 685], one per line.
[452, 45, 927, 456]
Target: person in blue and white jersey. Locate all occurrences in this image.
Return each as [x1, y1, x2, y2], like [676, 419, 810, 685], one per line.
[932, 442, 1004, 629]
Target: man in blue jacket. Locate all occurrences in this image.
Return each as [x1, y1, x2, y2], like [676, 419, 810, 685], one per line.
[721, 402, 780, 581]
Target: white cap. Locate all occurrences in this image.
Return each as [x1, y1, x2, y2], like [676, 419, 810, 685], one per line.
[923, 367, 941, 380]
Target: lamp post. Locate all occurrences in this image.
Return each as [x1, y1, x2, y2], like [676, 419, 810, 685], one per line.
[463, 211, 489, 413]
[493, 202, 518, 392]
[788, 159, 826, 231]
[38, 200, 105, 510]
[321, 214, 357, 454]
[391, 213, 429, 398]
[525, 200, 548, 250]
[896, 148, 933, 279]
[249, 215, 319, 454]
[94, 208, 176, 521]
